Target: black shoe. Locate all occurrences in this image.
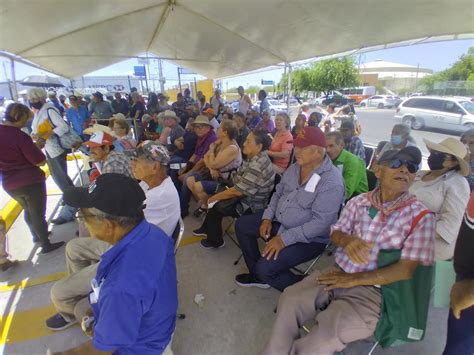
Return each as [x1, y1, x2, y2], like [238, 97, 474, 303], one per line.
[200, 239, 225, 249]
[181, 210, 189, 219]
[40, 241, 65, 254]
[51, 217, 71, 225]
[33, 231, 52, 243]
[1, 259, 19, 272]
[45, 313, 77, 331]
[235, 273, 270, 289]
[193, 226, 207, 237]
[193, 207, 207, 218]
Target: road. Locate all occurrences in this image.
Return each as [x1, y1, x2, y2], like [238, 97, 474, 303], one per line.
[353, 108, 460, 156]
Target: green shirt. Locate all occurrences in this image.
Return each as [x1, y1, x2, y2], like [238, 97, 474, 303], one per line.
[333, 149, 368, 199]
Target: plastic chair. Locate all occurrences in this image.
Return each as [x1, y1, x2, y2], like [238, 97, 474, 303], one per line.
[172, 218, 185, 255]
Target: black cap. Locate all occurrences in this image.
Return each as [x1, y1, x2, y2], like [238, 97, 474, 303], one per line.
[64, 174, 146, 217]
[92, 91, 103, 99]
[378, 146, 422, 166]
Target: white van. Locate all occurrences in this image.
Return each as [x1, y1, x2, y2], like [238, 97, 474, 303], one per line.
[394, 96, 474, 132]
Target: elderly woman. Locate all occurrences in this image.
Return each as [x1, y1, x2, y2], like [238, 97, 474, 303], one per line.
[188, 120, 242, 216]
[255, 110, 275, 134]
[0, 103, 64, 256]
[376, 123, 418, 161]
[110, 113, 136, 151]
[234, 112, 250, 149]
[291, 113, 306, 139]
[409, 138, 470, 260]
[268, 112, 294, 174]
[461, 128, 474, 191]
[28, 87, 77, 225]
[193, 130, 275, 249]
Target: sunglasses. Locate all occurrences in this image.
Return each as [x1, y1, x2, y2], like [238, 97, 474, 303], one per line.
[387, 159, 419, 173]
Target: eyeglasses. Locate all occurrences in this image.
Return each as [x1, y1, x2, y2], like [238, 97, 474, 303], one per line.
[194, 124, 207, 129]
[387, 159, 419, 173]
[75, 210, 97, 220]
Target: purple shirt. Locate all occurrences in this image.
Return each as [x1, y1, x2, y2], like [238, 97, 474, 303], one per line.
[256, 119, 275, 134]
[194, 130, 217, 161]
[0, 125, 46, 191]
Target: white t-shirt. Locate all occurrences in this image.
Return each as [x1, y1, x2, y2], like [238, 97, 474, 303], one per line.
[140, 177, 180, 237]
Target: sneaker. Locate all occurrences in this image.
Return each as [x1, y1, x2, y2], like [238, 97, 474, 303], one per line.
[235, 273, 270, 289]
[192, 226, 207, 237]
[46, 313, 77, 331]
[33, 231, 52, 243]
[1, 259, 19, 272]
[40, 241, 65, 254]
[200, 239, 225, 249]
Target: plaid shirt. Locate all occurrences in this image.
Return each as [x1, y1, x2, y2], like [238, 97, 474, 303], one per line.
[345, 136, 365, 161]
[233, 151, 275, 213]
[101, 151, 133, 178]
[332, 193, 435, 273]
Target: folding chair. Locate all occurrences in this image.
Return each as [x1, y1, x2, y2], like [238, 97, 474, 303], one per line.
[364, 145, 375, 168]
[171, 218, 186, 320]
[291, 242, 335, 276]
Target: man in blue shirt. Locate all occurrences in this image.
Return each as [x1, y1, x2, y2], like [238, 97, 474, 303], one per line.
[66, 95, 89, 137]
[51, 173, 178, 354]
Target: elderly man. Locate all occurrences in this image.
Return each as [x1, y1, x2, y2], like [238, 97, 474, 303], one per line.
[340, 120, 366, 161]
[89, 92, 114, 125]
[83, 131, 133, 180]
[235, 127, 345, 290]
[203, 107, 220, 130]
[377, 123, 418, 160]
[193, 130, 275, 248]
[66, 95, 89, 138]
[111, 92, 130, 117]
[238, 86, 252, 115]
[326, 131, 368, 200]
[49, 174, 177, 354]
[210, 88, 224, 114]
[46, 144, 179, 332]
[262, 146, 435, 355]
[48, 90, 65, 116]
[158, 110, 185, 148]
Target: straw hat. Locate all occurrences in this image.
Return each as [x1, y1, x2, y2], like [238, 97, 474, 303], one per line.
[192, 115, 212, 126]
[83, 124, 113, 136]
[424, 137, 470, 176]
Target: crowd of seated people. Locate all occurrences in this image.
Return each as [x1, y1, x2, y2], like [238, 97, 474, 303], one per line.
[1, 86, 473, 354]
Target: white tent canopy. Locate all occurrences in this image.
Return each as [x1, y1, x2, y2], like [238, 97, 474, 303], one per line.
[0, 0, 473, 79]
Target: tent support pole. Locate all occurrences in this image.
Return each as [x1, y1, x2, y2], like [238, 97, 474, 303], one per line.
[10, 59, 18, 101]
[286, 63, 292, 112]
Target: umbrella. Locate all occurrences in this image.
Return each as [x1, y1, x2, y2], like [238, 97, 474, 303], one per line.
[21, 75, 64, 88]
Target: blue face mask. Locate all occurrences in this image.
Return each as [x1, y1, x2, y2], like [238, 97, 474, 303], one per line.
[391, 135, 403, 146]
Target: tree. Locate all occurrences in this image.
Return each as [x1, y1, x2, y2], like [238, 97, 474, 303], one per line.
[278, 57, 360, 96]
[420, 47, 474, 93]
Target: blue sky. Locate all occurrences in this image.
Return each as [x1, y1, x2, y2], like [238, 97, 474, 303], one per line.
[1, 39, 472, 90]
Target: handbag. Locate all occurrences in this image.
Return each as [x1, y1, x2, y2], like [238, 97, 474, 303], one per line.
[372, 208, 434, 348]
[46, 107, 83, 150]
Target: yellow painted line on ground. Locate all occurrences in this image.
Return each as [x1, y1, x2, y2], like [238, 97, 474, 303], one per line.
[0, 303, 77, 344]
[0, 272, 67, 293]
[179, 236, 204, 248]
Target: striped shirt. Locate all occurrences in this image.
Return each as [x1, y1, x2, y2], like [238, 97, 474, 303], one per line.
[233, 151, 275, 213]
[332, 193, 436, 273]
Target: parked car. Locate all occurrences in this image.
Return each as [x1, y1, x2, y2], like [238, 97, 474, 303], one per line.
[315, 93, 355, 106]
[359, 95, 397, 108]
[394, 96, 474, 132]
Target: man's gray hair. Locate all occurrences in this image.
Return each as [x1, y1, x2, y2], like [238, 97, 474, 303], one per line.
[28, 88, 47, 100]
[393, 123, 411, 136]
[326, 131, 344, 146]
[90, 208, 143, 227]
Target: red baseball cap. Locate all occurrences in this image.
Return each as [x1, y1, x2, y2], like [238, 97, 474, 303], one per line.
[294, 127, 326, 148]
[83, 131, 114, 147]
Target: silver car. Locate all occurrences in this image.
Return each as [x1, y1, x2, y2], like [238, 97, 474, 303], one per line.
[359, 95, 397, 108]
[394, 96, 474, 132]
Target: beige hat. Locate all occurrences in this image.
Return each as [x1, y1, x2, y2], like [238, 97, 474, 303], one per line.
[112, 113, 126, 121]
[424, 137, 470, 176]
[163, 110, 178, 120]
[192, 115, 212, 127]
[83, 124, 113, 136]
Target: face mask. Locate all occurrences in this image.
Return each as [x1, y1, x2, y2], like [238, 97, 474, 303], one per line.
[390, 135, 403, 146]
[427, 152, 445, 171]
[29, 101, 43, 110]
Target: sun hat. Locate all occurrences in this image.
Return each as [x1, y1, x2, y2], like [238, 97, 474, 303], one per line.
[163, 110, 178, 120]
[424, 137, 469, 176]
[192, 115, 212, 126]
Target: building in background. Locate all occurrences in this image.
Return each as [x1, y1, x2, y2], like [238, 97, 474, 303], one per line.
[359, 59, 433, 93]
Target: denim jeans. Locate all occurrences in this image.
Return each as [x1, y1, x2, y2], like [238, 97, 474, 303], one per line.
[169, 155, 189, 191]
[179, 171, 203, 217]
[6, 182, 49, 246]
[46, 151, 76, 221]
[236, 211, 328, 291]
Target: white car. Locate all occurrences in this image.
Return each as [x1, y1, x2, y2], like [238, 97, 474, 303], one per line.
[255, 100, 288, 115]
[359, 95, 397, 108]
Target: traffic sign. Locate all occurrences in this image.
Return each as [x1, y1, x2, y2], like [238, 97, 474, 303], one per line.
[261, 80, 274, 85]
[134, 66, 146, 77]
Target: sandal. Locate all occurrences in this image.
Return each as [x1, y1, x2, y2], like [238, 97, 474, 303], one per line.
[193, 207, 208, 218]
